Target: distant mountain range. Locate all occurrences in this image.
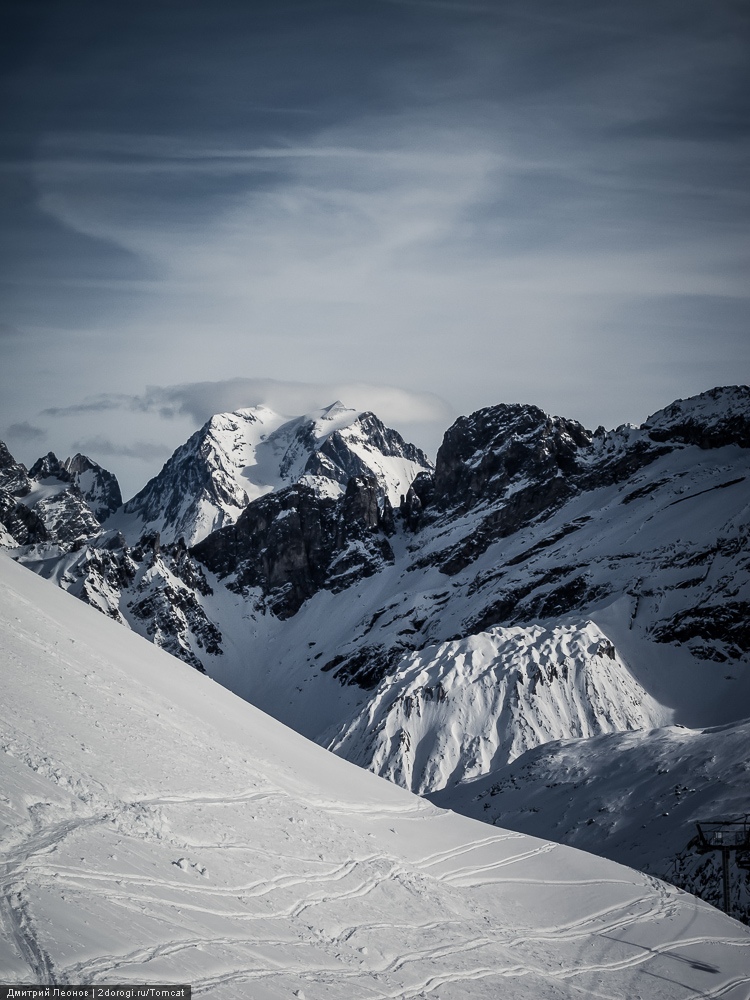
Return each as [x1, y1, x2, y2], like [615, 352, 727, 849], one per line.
[3, 387, 749, 921]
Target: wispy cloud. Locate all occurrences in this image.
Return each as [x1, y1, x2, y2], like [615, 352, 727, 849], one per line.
[6, 421, 46, 442]
[45, 378, 453, 430]
[71, 436, 171, 461]
[42, 395, 136, 417]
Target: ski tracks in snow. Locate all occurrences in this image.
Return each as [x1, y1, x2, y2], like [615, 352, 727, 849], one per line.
[0, 882, 55, 984]
[2, 667, 749, 997]
[0, 804, 108, 984]
[4, 762, 750, 999]
[7, 795, 750, 998]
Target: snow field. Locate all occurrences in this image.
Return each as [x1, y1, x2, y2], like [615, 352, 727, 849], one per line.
[2, 554, 750, 998]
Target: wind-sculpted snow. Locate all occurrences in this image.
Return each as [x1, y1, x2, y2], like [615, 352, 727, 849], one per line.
[2, 553, 750, 998]
[325, 622, 667, 795]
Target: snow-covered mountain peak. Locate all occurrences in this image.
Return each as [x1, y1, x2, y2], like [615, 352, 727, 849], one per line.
[313, 397, 356, 425]
[62, 452, 123, 521]
[643, 384, 750, 448]
[114, 402, 432, 545]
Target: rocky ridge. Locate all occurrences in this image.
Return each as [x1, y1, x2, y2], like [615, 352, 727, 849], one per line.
[0, 445, 115, 546]
[63, 452, 122, 521]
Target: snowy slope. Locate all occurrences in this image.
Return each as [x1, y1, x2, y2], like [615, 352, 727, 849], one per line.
[111, 402, 432, 545]
[431, 719, 750, 924]
[2, 551, 750, 998]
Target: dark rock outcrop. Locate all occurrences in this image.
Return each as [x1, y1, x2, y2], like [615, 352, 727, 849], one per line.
[63, 453, 123, 521]
[400, 471, 434, 531]
[9, 449, 109, 544]
[33, 484, 102, 545]
[0, 442, 31, 497]
[0, 490, 48, 545]
[29, 452, 72, 483]
[433, 404, 593, 511]
[193, 476, 395, 618]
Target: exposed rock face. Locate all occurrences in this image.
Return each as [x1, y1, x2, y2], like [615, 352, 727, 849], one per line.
[63, 453, 123, 521]
[28, 452, 72, 483]
[27, 453, 103, 545]
[652, 601, 750, 662]
[193, 476, 395, 619]
[0, 445, 104, 546]
[127, 580, 219, 674]
[0, 444, 42, 545]
[295, 411, 429, 490]
[432, 403, 592, 511]
[399, 471, 433, 531]
[426, 403, 670, 575]
[0, 490, 48, 545]
[119, 412, 254, 546]
[0, 442, 32, 496]
[33, 528, 220, 672]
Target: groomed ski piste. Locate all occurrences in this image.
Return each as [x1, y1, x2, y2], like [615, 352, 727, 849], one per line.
[1, 553, 749, 998]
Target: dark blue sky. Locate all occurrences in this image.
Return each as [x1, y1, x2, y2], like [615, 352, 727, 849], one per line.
[2, 0, 748, 497]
